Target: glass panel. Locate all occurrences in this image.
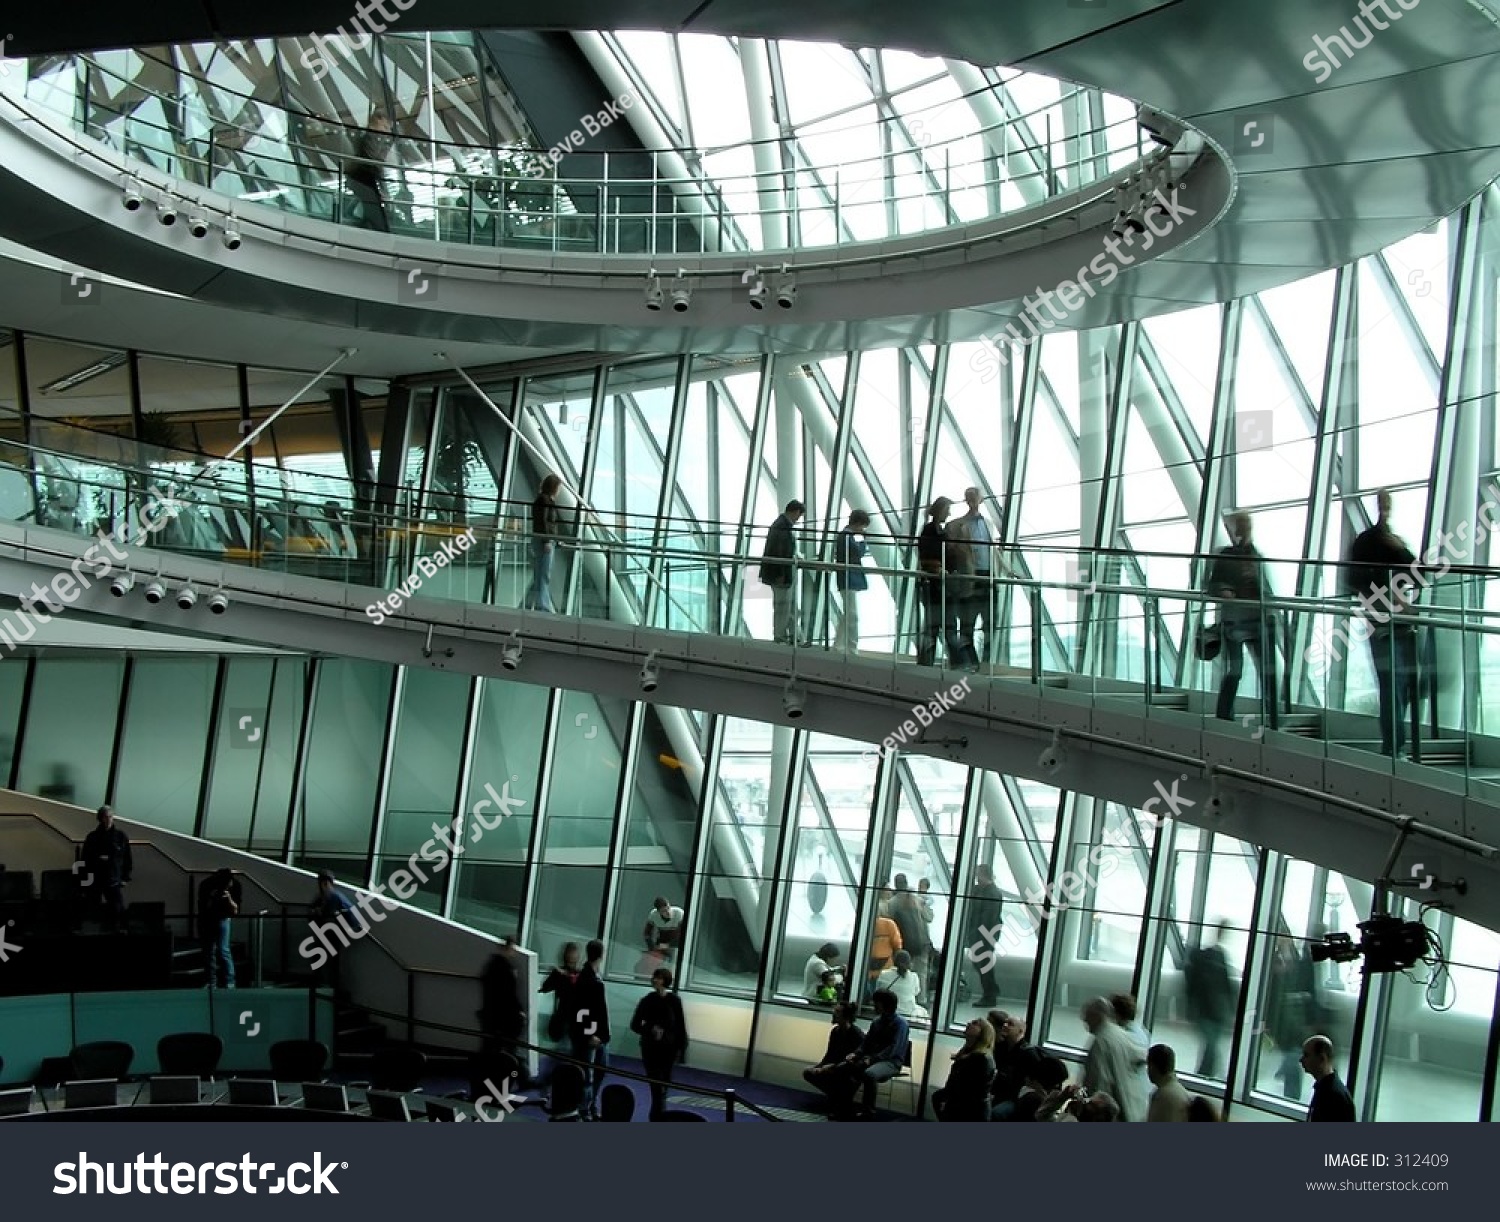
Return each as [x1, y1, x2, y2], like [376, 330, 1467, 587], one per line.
[375, 667, 470, 913]
[292, 658, 391, 877]
[202, 657, 292, 851]
[16, 657, 125, 808]
[113, 658, 216, 833]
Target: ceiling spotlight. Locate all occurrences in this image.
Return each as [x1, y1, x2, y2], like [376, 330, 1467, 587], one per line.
[1037, 730, 1064, 776]
[644, 272, 664, 311]
[639, 651, 660, 693]
[775, 275, 797, 309]
[176, 584, 198, 610]
[782, 680, 805, 720]
[1136, 104, 1186, 151]
[669, 271, 691, 313]
[222, 218, 242, 251]
[501, 632, 523, 671]
[208, 589, 230, 614]
[747, 277, 768, 309]
[109, 572, 134, 597]
[121, 178, 144, 212]
[188, 208, 210, 239]
[143, 579, 166, 604]
[157, 199, 179, 227]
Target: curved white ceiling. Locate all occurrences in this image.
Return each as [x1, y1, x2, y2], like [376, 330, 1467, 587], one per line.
[1, 0, 1498, 364]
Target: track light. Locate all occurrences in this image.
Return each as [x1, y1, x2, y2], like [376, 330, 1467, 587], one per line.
[109, 572, 134, 597]
[157, 199, 178, 227]
[782, 680, 805, 720]
[1038, 730, 1064, 776]
[644, 272, 664, 311]
[176, 584, 198, 610]
[143, 579, 166, 604]
[639, 651, 660, 693]
[222, 218, 242, 251]
[121, 179, 144, 212]
[188, 208, 210, 239]
[747, 277, 768, 309]
[1136, 104, 1186, 151]
[775, 275, 797, 309]
[501, 632, 523, 671]
[208, 589, 229, 614]
[669, 271, 691, 313]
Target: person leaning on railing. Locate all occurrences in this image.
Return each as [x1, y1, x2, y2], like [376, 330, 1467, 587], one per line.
[524, 475, 564, 613]
[1206, 510, 1279, 729]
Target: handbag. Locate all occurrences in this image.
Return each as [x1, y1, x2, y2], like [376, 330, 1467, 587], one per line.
[1195, 622, 1223, 661]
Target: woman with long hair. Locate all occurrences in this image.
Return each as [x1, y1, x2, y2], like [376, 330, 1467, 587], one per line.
[933, 1017, 996, 1120]
[876, 950, 928, 1020]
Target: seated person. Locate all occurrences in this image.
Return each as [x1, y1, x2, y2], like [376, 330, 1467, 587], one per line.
[803, 942, 846, 1002]
[988, 1010, 1033, 1120]
[803, 990, 910, 1119]
[876, 950, 928, 1020]
[801, 1003, 863, 1097]
[1012, 1053, 1068, 1122]
[1037, 1083, 1123, 1123]
[932, 1018, 996, 1121]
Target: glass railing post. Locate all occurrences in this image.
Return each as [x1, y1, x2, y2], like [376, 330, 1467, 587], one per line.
[1030, 584, 1043, 683]
[1144, 594, 1158, 705]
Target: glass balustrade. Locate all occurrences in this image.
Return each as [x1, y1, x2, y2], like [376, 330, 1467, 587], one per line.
[3, 55, 1153, 255]
[1, 435, 1497, 799]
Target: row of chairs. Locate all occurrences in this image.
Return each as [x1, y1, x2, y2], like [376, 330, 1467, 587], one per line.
[54, 1036, 426, 1091]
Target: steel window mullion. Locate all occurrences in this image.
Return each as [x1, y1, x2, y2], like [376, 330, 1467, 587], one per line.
[440, 673, 485, 920]
[676, 711, 726, 991]
[725, 353, 778, 636]
[644, 355, 694, 624]
[596, 701, 645, 945]
[515, 687, 563, 944]
[361, 666, 405, 890]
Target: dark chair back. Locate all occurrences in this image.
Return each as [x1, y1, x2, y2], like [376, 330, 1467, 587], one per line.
[468, 1050, 519, 1102]
[157, 1032, 224, 1079]
[653, 1109, 707, 1122]
[71, 1041, 134, 1080]
[269, 1039, 328, 1083]
[599, 1083, 635, 1122]
[0, 870, 34, 903]
[370, 1045, 427, 1093]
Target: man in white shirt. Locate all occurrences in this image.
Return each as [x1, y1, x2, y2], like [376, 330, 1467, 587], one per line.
[1080, 997, 1148, 1121]
[643, 896, 685, 965]
[1147, 1043, 1192, 1121]
[803, 942, 846, 1000]
[950, 487, 1006, 665]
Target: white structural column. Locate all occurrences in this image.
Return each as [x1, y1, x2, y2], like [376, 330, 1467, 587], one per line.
[944, 59, 1052, 210]
[572, 32, 730, 253]
[739, 38, 789, 253]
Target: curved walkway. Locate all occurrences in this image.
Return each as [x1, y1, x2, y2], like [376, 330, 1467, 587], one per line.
[0, 1, 1497, 353]
[0, 517, 1494, 934]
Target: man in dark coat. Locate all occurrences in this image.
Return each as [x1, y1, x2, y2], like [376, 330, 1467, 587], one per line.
[758, 500, 805, 644]
[81, 805, 131, 930]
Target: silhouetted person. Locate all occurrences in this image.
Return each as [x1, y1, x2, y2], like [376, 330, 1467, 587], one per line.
[479, 941, 525, 1062]
[759, 500, 805, 644]
[1208, 510, 1278, 727]
[932, 1017, 995, 1121]
[917, 497, 968, 666]
[968, 865, 1004, 1006]
[802, 1003, 864, 1103]
[524, 474, 563, 612]
[347, 109, 392, 232]
[1348, 488, 1419, 756]
[1301, 1035, 1355, 1121]
[833, 510, 872, 651]
[81, 805, 131, 931]
[540, 942, 581, 1047]
[1270, 934, 1322, 1101]
[630, 967, 688, 1119]
[569, 939, 611, 1119]
[197, 868, 242, 989]
[1184, 920, 1235, 1076]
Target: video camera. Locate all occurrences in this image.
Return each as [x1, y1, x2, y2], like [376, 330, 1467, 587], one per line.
[1308, 914, 1433, 974]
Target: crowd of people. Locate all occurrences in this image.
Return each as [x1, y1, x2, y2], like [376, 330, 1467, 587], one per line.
[801, 991, 1354, 1123]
